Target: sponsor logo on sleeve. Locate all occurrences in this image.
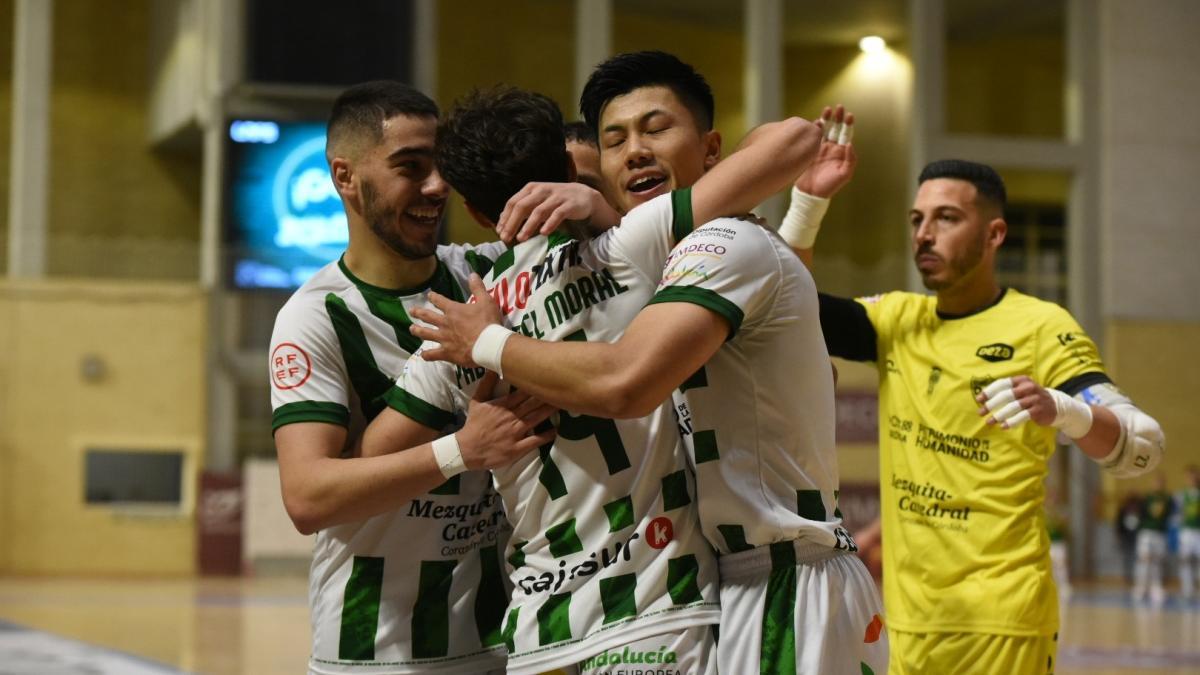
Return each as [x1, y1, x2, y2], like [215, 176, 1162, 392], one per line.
[271, 343, 311, 389]
[975, 343, 1014, 362]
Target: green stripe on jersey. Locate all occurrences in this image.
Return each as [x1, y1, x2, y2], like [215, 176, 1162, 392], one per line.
[599, 573, 638, 624]
[428, 260, 467, 303]
[271, 401, 349, 431]
[508, 541, 527, 569]
[546, 518, 584, 558]
[796, 490, 826, 521]
[339, 556, 384, 661]
[670, 188, 695, 244]
[491, 246, 517, 276]
[464, 250, 495, 278]
[834, 489, 844, 519]
[502, 607, 520, 652]
[666, 554, 703, 605]
[718, 524, 753, 553]
[649, 285, 744, 340]
[412, 559, 457, 658]
[693, 429, 720, 464]
[760, 542, 798, 675]
[475, 545, 507, 647]
[662, 470, 691, 511]
[383, 385, 455, 430]
[357, 288, 422, 354]
[537, 592, 573, 645]
[557, 413, 632, 475]
[604, 495, 635, 532]
[325, 294, 393, 419]
[679, 366, 708, 393]
[537, 436, 569, 501]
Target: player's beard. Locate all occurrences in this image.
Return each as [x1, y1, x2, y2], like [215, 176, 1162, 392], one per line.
[361, 179, 439, 260]
[917, 229, 987, 291]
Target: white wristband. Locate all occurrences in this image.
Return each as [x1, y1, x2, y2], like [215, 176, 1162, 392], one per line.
[431, 433, 467, 478]
[777, 187, 829, 249]
[1047, 388, 1094, 439]
[471, 324, 513, 378]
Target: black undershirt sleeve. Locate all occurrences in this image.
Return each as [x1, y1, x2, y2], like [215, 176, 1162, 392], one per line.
[818, 293, 878, 362]
[1055, 371, 1113, 396]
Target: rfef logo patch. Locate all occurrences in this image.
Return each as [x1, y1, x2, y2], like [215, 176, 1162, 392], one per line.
[272, 343, 312, 389]
[645, 517, 674, 549]
[975, 343, 1014, 362]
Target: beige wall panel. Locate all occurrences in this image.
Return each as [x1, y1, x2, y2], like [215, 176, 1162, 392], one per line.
[1, 280, 205, 574]
[47, 0, 201, 279]
[1103, 319, 1200, 495]
[784, 44, 913, 297]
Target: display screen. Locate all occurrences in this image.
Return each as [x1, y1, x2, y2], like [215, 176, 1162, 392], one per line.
[225, 119, 344, 290]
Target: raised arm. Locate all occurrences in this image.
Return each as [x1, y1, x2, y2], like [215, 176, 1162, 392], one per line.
[779, 105, 857, 267]
[497, 116, 824, 242]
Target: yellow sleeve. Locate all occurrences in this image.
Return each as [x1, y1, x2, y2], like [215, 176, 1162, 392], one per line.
[1036, 305, 1108, 390]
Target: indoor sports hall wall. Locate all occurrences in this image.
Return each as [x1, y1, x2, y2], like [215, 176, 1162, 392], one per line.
[0, 280, 206, 575]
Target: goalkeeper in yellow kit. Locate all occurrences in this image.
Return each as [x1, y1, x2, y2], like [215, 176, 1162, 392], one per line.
[776, 148, 1167, 674]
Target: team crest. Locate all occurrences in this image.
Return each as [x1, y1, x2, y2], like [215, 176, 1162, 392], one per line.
[926, 366, 942, 395]
[970, 377, 994, 401]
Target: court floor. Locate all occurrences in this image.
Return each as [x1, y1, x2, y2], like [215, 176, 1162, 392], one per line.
[0, 576, 1196, 674]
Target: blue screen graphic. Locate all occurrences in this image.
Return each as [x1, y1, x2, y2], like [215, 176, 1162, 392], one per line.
[226, 119, 345, 290]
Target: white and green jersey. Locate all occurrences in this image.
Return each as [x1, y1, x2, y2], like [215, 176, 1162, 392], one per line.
[1180, 488, 1200, 530]
[651, 219, 855, 556]
[389, 192, 720, 675]
[269, 243, 514, 675]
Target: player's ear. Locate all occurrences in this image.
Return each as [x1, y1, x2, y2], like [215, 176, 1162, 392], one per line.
[702, 130, 722, 171]
[330, 157, 355, 198]
[464, 202, 497, 230]
[987, 217, 1007, 249]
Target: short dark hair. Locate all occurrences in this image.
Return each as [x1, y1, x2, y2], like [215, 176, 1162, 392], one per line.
[564, 120, 597, 146]
[580, 50, 715, 135]
[919, 159, 1007, 214]
[326, 80, 438, 161]
[436, 86, 569, 223]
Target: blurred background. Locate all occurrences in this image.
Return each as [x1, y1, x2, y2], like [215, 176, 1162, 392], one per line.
[0, 0, 1197, 673]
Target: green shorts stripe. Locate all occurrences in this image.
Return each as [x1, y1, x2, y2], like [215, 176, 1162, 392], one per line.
[760, 542, 798, 675]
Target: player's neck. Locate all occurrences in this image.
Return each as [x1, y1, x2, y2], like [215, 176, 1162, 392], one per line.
[935, 276, 1002, 317]
[343, 237, 437, 292]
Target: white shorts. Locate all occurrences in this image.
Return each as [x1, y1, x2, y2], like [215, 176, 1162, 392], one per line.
[1180, 528, 1200, 558]
[1136, 530, 1168, 558]
[565, 624, 718, 675]
[717, 541, 888, 675]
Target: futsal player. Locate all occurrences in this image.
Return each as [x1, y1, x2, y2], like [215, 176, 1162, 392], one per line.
[269, 81, 556, 675]
[359, 83, 826, 674]
[781, 158, 1166, 672]
[408, 51, 889, 675]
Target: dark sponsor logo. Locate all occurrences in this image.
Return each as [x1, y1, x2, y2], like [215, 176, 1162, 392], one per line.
[975, 343, 1014, 362]
[517, 532, 640, 596]
[407, 493, 504, 543]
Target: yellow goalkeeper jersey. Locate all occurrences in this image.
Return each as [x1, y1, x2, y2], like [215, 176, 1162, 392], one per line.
[858, 289, 1106, 635]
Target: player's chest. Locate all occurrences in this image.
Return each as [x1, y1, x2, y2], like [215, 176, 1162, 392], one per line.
[883, 321, 1042, 411]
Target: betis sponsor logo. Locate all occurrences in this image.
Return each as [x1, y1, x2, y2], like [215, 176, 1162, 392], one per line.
[580, 646, 678, 670]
